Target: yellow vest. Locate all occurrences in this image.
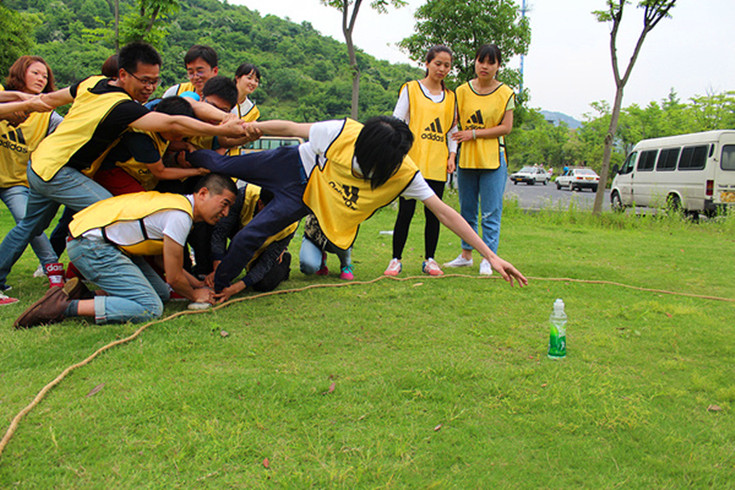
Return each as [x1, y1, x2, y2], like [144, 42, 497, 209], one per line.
[239, 184, 298, 268]
[114, 130, 170, 190]
[31, 76, 130, 181]
[403, 80, 455, 182]
[456, 82, 514, 170]
[0, 111, 53, 188]
[69, 192, 193, 256]
[226, 100, 260, 156]
[303, 118, 419, 250]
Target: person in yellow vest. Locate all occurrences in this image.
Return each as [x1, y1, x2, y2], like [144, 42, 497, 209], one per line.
[446, 44, 516, 276]
[385, 45, 457, 278]
[94, 96, 210, 196]
[215, 63, 262, 156]
[0, 42, 250, 301]
[187, 116, 528, 302]
[204, 183, 297, 301]
[14, 174, 237, 328]
[0, 56, 64, 301]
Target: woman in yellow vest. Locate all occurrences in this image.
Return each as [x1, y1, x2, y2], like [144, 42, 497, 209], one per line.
[446, 44, 515, 276]
[187, 116, 527, 301]
[385, 45, 457, 277]
[0, 56, 64, 297]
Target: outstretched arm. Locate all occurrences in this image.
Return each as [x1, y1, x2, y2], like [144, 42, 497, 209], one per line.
[130, 112, 248, 138]
[422, 194, 527, 287]
[252, 120, 313, 140]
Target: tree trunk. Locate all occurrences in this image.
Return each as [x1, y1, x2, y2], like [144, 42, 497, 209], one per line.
[593, 85, 624, 214]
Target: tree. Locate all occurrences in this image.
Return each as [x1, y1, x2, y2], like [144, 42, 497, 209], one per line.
[398, 0, 530, 89]
[0, 4, 40, 75]
[120, 0, 180, 47]
[591, 0, 676, 214]
[320, 0, 407, 120]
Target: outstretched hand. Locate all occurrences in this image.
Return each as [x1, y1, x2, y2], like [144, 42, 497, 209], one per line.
[213, 281, 246, 304]
[488, 256, 528, 287]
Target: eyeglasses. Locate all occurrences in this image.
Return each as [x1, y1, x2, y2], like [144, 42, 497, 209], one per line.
[125, 70, 161, 87]
[187, 68, 210, 79]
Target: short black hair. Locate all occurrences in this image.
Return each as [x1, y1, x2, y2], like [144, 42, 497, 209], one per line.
[235, 63, 261, 82]
[475, 44, 502, 65]
[184, 45, 218, 68]
[194, 173, 237, 196]
[155, 96, 195, 118]
[354, 116, 414, 189]
[118, 42, 162, 74]
[202, 76, 238, 110]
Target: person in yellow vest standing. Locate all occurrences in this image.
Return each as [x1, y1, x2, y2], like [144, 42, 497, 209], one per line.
[0, 56, 64, 302]
[0, 42, 249, 302]
[384, 45, 457, 277]
[14, 174, 236, 328]
[186, 116, 527, 302]
[446, 44, 515, 276]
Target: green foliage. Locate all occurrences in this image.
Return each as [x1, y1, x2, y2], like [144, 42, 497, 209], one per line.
[0, 4, 41, 75]
[5, 0, 422, 122]
[398, 0, 530, 87]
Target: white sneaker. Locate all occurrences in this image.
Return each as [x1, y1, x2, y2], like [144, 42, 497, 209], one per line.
[479, 259, 493, 276]
[444, 254, 473, 268]
[33, 265, 45, 278]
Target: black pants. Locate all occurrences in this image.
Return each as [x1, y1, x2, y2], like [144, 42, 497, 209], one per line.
[391, 179, 445, 260]
[252, 252, 291, 292]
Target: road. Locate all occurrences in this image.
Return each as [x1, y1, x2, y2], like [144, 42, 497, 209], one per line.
[502, 179, 611, 211]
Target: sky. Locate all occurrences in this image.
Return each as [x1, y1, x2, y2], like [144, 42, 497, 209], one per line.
[232, 0, 734, 121]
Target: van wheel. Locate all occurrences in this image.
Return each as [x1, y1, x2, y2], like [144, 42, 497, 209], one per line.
[666, 194, 682, 215]
[556, 182, 561, 190]
[611, 191, 624, 212]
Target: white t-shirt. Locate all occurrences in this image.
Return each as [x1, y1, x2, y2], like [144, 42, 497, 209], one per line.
[83, 195, 194, 248]
[393, 82, 458, 153]
[297, 120, 435, 201]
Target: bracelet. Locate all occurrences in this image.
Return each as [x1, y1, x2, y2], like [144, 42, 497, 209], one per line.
[472, 129, 476, 140]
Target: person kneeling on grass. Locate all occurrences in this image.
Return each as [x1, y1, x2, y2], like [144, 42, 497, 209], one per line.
[14, 174, 236, 328]
[201, 183, 298, 303]
[186, 116, 527, 304]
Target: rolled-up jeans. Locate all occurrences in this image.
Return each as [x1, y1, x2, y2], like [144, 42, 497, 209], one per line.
[67, 236, 170, 324]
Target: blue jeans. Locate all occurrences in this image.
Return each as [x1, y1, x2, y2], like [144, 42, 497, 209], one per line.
[67, 236, 169, 324]
[0, 185, 57, 266]
[457, 157, 507, 254]
[0, 165, 112, 288]
[299, 236, 352, 274]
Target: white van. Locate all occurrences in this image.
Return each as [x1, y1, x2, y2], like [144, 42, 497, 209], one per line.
[611, 130, 735, 216]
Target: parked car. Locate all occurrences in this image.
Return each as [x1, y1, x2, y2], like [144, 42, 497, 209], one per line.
[240, 136, 304, 154]
[509, 166, 550, 185]
[556, 168, 600, 192]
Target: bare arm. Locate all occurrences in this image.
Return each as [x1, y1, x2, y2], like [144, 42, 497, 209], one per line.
[252, 120, 313, 139]
[163, 235, 213, 303]
[39, 87, 74, 109]
[130, 112, 247, 138]
[148, 160, 209, 181]
[452, 110, 514, 143]
[0, 96, 53, 117]
[422, 194, 527, 287]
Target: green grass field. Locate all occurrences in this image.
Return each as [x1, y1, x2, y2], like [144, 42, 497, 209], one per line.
[1, 192, 734, 487]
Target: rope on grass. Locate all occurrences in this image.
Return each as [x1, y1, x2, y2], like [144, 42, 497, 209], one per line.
[1, 273, 732, 459]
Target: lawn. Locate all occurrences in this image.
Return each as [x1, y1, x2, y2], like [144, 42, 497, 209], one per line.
[1, 192, 734, 487]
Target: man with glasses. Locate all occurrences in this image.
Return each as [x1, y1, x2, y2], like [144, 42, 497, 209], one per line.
[0, 42, 251, 299]
[163, 45, 219, 99]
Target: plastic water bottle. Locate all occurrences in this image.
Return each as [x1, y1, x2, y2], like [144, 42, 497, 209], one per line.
[548, 298, 567, 359]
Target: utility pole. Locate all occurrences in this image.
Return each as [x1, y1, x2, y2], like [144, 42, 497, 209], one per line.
[519, 0, 528, 94]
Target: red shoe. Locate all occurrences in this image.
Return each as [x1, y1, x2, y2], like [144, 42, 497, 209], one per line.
[0, 292, 19, 306]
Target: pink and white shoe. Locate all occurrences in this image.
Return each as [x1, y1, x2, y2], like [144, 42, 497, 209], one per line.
[384, 258, 402, 276]
[422, 258, 444, 276]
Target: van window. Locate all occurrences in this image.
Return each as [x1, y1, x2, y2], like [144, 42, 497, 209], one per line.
[678, 145, 707, 170]
[619, 152, 636, 174]
[656, 147, 680, 171]
[722, 145, 735, 171]
[637, 150, 658, 172]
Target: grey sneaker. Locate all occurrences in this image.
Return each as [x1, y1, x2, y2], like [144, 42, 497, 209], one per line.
[444, 254, 473, 268]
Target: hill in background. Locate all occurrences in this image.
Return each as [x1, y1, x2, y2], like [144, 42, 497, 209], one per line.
[540, 110, 581, 129]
